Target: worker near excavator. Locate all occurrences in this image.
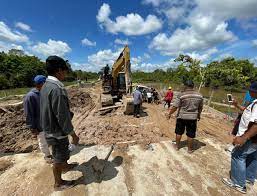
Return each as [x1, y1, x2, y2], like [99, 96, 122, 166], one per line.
[40, 56, 79, 191]
[164, 87, 173, 108]
[104, 64, 110, 79]
[133, 86, 143, 118]
[222, 82, 257, 194]
[167, 80, 203, 153]
[24, 75, 52, 164]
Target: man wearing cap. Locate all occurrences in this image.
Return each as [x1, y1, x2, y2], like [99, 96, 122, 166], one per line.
[24, 75, 52, 163]
[167, 80, 203, 153]
[40, 55, 79, 190]
[222, 82, 257, 194]
[164, 87, 173, 108]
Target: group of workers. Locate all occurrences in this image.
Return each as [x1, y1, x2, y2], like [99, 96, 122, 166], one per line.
[132, 80, 257, 194]
[23, 55, 257, 193]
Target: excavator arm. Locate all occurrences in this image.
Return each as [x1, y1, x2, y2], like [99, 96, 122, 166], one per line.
[111, 45, 131, 93]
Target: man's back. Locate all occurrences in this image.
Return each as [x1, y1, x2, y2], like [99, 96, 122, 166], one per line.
[133, 90, 142, 104]
[173, 89, 203, 120]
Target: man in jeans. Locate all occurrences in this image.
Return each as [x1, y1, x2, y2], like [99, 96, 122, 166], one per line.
[133, 86, 142, 118]
[24, 75, 52, 163]
[40, 56, 79, 191]
[167, 80, 203, 153]
[222, 82, 257, 194]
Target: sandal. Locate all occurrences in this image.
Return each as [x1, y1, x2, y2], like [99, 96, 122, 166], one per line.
[54, 180, 76, 191]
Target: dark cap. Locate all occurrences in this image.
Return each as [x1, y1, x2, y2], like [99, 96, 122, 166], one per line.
[249, 82, 257, 92]
[184, 80, 194, 88]
[46, 55, 69, 70]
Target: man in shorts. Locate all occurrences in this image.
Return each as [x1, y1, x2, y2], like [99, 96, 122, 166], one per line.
[167, 80, 203, 153]
[40, 56, 79, 191]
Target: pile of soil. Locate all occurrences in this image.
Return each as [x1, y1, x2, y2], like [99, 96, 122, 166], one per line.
[68, 86, 94, 114]
[77, 114, 170, 146]
[0, 87, 93, 154]
[0, 106, 38, 153]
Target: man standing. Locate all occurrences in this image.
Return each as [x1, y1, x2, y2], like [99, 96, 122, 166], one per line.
[164, 87, 173, 108]
[167, 81, 203, 153]
[222, 82, 257, 194]
[40, 56, 79, 191]
[133, 86, 143, 118]
[24, 75, 52, 163]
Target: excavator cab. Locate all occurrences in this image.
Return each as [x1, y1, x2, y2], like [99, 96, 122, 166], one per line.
[117, 72, 126, 94]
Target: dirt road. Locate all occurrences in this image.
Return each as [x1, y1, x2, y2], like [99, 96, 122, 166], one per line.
[0, 85, 256, 195]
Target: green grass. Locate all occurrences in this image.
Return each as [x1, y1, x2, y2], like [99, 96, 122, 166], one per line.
[0, 87, 30, 98]
[0, 80, 93, 99]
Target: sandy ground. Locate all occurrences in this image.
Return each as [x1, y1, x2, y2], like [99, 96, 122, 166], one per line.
[0, 84, 257, 195]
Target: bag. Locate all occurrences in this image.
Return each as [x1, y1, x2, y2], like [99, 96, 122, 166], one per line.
[231, 113, 242, 136]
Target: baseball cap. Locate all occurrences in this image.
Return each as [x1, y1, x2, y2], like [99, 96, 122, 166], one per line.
[33, 75, 46, 84]
[249, 82, 257, 92]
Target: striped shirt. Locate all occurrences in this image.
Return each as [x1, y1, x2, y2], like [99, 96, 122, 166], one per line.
[173, 89, 203, 120]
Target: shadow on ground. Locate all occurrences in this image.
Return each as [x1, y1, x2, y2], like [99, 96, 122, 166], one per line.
[175, 139, 207, 151]
[73, 156, 123, 186]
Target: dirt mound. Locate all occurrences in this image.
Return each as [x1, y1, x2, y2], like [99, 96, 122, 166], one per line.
[0, 87, 94, 154]
[68, 86, 94, 113]
[76, 108, 170, 146]
[0, 107, 38, 153]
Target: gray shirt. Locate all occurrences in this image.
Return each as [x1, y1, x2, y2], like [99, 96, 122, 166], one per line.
[133, 90, 142, 105]
[173, 89, 203, 120]
[40, 77, 74, 139]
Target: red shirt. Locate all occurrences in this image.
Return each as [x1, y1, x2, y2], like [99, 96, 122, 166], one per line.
[165, 90, 173, 101]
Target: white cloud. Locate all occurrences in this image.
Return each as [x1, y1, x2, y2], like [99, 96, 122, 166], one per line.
[217, 53, 233, 60]
[81, 38, 96, 46]
[144, 53, 151, 59]
[186, 47, 218, 62]
[114, 38, 131, 45]
[97, 3, 162, 36]
[31, 39, 71, 57]
[150, 14, 236, 55]
[253, 39, 257, 47]
[15, 22, 32, 32]
[0, 21, 29, 43]
[133, 59, 177, 72]
[196, 0, 257, 19]
[87, 48, 123, 71]
[0, 41, 24, 52]
[163, 7, 186, 24]
[250, 57, 257, 66]
[142, 0, 171, 7]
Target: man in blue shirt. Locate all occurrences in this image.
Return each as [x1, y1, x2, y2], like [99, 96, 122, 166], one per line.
[133, 86, 143, 118]
[24, 75, 52, 163]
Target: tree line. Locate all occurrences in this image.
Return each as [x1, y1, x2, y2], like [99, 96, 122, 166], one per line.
[1, 50, 256, 92]
[0, 51, 98, 90]
[132, 55, 257, 91]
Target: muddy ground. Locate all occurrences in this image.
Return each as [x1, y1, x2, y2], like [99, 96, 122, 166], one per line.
[0, 86, 93, 153]
[1, 84, 256, 195]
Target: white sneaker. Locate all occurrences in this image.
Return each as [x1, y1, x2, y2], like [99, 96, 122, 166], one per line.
[222, 177, 246, 194]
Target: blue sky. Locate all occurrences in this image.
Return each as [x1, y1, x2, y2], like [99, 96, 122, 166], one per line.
[0, 0, 257, 72]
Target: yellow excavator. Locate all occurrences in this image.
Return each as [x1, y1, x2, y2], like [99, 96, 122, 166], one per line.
[100, 45, 134, 114]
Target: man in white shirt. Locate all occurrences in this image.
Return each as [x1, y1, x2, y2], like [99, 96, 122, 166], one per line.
[222, 82, 257, 194]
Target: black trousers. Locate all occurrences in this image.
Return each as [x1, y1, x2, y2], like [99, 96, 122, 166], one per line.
[134, 104, 140, 116]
